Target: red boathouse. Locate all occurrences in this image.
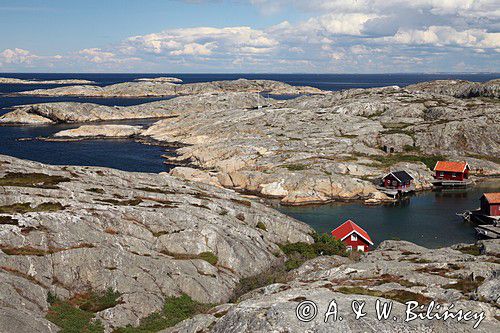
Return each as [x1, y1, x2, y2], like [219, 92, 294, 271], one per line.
[480, 193, 500, 216]
[382, 170, 414, 189]
[331, 220, 373, 252]
[434, 161, 470, 181]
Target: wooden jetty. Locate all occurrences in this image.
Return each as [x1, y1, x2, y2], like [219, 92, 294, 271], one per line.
[475, 225, 500, 239]
[431, 179, 473, 187]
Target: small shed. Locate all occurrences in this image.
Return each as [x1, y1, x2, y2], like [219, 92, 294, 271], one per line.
[480, 193, 500, 216]
[382, 171, 414, 189]
[434, 161, 470, 181]
[331, 220, 373, 252]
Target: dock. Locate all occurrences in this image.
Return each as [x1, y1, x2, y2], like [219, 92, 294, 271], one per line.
[376, 185, 415, 199]
[431, 179, 473, 187]
[475, 225, 500, 239]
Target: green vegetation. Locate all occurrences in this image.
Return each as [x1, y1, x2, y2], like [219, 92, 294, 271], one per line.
[256, 222, 267, 231]
[443, 275, 485, 293]
[45, 289, 121, 333]
[457, 245, 482, 256]
[162, 251, 218, 266]
[86, 188, 105, 194]
[281, 163, 308, 171]
[0, 172, 70, 189]
[279, 233, 347, 271]
[0, 216, 18, 225]
[337, 287, 431, 304]
[403, 145, 421, 153]
[467, 153, 500, 164]
[114, 294, 212, 333]
[231, 266, 289, 302]
[198, 252, 218, 265]
[1, 243, 94, 256]
[0, 202, 65, 214]
[97, 198, 143, 206]
[370, 153, 445, 170]
[230, 198, 252, 207]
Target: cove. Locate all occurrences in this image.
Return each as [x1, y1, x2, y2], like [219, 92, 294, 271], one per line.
[278, 182, 500, 248]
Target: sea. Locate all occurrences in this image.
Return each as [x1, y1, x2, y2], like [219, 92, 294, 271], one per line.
[1, 72, 498, 248]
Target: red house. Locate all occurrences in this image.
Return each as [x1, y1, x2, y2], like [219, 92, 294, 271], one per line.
[434, 161, 470, 181]
[480, 193, 500, 216]
[382, 171, 414, 189]
[331, 220, 374, 252]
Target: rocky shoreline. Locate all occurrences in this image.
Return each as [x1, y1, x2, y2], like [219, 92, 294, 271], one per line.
[0, 77, 96, 85]
[0, 155, 498, 332]
[1, 78, 499, 205]
[10, 78, 325, 98]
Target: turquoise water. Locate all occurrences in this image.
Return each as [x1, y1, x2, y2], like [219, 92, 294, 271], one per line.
[278, 182, 500, 248]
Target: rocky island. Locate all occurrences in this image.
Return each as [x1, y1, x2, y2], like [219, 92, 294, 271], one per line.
[0, 77, 96, 85]
[1, 79, 499, 205]
[0, 155, 498, 332]
[12, 78, 324, 98]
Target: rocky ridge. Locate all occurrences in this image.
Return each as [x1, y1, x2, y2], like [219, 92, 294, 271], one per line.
[167, 240, 500, 332]
[13, 78, 324, 97]
[0, 155, 313, 332]
[0, 77, 95, 85]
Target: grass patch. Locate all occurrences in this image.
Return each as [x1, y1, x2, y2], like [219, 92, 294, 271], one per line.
[97, 198, 143, 206]
[0, 172, 70, 189]
[114, 294, 212, 333]
[231, 265, 289, 302]
[0, 215, 18, 225]
[230, 198, 252, 207]
[279, 233, 347, 271]
[72, 289, 122, 313]
[161, 251, 218, 266]
[281, 163, 308, 171]
[256, 222, 267, 231]
[467, 153, 500, 164]
[370, 154, 445, 170]
[1, 243, 94, 256]
[86, 188, 105, 194]
[0, 202, 65, 214]
[443, 276, 485, 293]
[337, 287, 431, 304]
[457, 245, 482, 256]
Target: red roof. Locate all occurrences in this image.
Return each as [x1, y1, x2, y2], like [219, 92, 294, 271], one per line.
[483, 193, 500, 204]
[331, 220, 373, 245]
[434, 161, 469, 173]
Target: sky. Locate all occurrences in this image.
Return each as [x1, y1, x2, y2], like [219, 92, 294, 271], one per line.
[0, 0, 499, 73]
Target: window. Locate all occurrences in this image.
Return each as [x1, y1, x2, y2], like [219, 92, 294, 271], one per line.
[347, 246, 352, 251]
[357, 245, 365, 251]
[452, 173, 456, 177]
[351, 234, 358, 241]
[440, 172, 444, 177]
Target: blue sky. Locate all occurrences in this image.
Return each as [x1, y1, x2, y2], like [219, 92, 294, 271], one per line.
[0, 0, 498, 73]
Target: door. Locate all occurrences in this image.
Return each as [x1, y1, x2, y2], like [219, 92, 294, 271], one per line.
[357, 245, 365, 251]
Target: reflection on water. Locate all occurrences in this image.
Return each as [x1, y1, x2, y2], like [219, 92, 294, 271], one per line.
[279, 182, 500, 249]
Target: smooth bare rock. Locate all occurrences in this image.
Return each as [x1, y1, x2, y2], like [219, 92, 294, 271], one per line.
[135, 77, 183, 83]
[53, 125, 143, 138]
[0, 155, 313, 331]
[16, 78, 325, 97]
[407, 79, 500, 98]
[0, 77, 95, 84]
[0, 92, 272, 124]
[169, 167, 222, 188]
[0, 109, 53, 124]
[178, 239, 500, 332]
[142, 81, 498, 204]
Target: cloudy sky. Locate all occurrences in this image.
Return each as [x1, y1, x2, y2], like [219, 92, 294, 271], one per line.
[0, 0, 498, 72]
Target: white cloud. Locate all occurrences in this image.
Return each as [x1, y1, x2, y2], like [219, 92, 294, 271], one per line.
[126, 26, 278, 57]
[78, 48, 141, 64]
[389, 26, 500, 50]
[0, 48, 39, 64]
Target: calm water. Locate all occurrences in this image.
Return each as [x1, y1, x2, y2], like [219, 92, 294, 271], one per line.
[1, 73, 498, 247]
[279, 182, 500, 248]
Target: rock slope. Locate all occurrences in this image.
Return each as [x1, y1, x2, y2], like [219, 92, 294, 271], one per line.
[143, 84, 499, 204]
[0, 92, 270, 124]
[0, 155, 313, 332]
[407, 79, 500, 98]
[0, 77, 95, 85]
[168, 240, 500, 332]
[14, 78, 324, 97]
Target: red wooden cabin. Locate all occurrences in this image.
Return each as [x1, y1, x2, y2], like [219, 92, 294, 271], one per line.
[331, 220, 373, 252]
[433, 161, 470, 181]
[382, 171, 414, 189]
[480, 193, 500, 216]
